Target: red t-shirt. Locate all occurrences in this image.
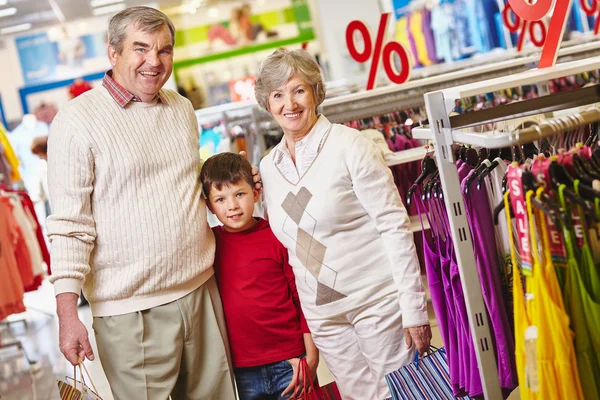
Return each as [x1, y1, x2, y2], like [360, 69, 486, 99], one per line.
[213, 218, 310, 368]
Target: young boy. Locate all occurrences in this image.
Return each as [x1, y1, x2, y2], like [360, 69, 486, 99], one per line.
[201, 152, 319, 400]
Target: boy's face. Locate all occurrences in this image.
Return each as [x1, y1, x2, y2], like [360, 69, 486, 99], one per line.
[207, 179, 259, 233]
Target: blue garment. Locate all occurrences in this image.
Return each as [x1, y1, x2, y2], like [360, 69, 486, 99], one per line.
[466, 0, 499, 53]
[431, 4, 456, 63]
[453, 0, 474, 56]
[235, 356, 304, 400]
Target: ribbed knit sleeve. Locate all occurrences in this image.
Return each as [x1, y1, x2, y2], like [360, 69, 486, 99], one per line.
[347, 134, 428, 328]
[43, 88, 215, 316]
[47, 115, 96, 296]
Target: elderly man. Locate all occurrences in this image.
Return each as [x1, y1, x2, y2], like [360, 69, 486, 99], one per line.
[47, 7, 242, 399]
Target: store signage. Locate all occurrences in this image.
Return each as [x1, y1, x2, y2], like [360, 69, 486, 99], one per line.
[507, 0, 573, 68]
[507, 165, 533, 276]
[16, 31, 108, 86]
[580, 0, 600, 34]
[345, 13, 412, 91]
[502, 2, 546, 51]
[229, 76, 256, 102]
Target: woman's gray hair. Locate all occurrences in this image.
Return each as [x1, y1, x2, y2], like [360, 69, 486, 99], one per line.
[108, 6, 175, 54]
[254, 48, 326, 111]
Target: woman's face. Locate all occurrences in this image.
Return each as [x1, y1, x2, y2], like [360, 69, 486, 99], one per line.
[267, 72, 318, 138]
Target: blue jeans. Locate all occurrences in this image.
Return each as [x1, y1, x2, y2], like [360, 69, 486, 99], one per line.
[235, 356, 304, 400]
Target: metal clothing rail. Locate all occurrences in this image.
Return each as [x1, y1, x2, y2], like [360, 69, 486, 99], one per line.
[412, 58, 600, 400]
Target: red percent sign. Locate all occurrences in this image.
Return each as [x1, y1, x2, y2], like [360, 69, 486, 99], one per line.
[345, 13, 412, 90]
[503, 2, 546, 51]
[507, 0, 573, 68]
[580, 0, 600, 34]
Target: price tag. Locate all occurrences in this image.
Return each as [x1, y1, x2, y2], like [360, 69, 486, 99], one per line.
[524, 325, 540, 392]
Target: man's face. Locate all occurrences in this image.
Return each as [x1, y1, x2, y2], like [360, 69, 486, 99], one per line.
[108, 24, 173, 102]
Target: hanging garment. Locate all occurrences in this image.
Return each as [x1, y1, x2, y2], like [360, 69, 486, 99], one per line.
[0, 124, 21, 182]
[9, 119, 49, 201]
[558, 184, 600, 400]
[409, 11, 434, 66]
[395, 16, 420, 68]
[507, 189, 584, 400]
[0, 196, 26, 320]
[456, 161, 483, 397]
[16, 190, 50, 275]
[462, 169, 518, 393]
[0, 144, 14, 186]
[414, 191, 461, 395]
[420, 9, 439, 63]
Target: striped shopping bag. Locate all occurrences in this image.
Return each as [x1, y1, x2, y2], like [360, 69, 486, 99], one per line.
[385, 347, 473, 400]
[57, 363, 103, 400]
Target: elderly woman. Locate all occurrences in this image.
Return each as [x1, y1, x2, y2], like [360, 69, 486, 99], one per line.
[256, 48, 432, 399]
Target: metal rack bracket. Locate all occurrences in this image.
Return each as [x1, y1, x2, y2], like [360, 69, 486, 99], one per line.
[423, 91, 503, 400]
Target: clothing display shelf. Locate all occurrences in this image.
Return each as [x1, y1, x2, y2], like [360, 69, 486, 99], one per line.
[320, 39, 600, 124]
[411, 55, 600, 400]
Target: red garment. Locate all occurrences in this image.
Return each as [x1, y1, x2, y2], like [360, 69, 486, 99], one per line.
[102, 70, 167, 108]
[0, 198, 26, 320]
[213, 218, 310, 368]
[1, 197, 34, 287]
[68, 80, 93, 99]
[16, 190, 51, 275]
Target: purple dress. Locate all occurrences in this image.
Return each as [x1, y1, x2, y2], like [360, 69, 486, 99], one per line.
[462, 169, 518, 394]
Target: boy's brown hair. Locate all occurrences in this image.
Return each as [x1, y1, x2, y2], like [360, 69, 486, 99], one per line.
[200, 152, 254, 199]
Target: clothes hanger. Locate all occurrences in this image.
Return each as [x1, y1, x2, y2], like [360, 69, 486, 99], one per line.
[406, 156, 438, 206]
[549, 160, 599, 215]
[521, 169, 565, 227]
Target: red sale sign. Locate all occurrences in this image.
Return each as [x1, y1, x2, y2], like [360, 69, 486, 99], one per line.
[345, 13, 412, 90]
[506, 0, 573, 68]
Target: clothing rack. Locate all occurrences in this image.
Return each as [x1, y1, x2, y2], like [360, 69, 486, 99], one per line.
[320, 40, 600, 123]
[411, 55, 600, 400]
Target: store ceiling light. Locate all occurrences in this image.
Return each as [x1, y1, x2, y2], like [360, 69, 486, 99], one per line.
[0, 23, 32, 35]
[90, 0, 124, 8]
[0, 7, 17, 18]
[92, 2, 126, 16]
[0, 0, 7, 6]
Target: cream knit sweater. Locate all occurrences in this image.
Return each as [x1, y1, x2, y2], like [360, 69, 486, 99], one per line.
[47, 87, 215, 317]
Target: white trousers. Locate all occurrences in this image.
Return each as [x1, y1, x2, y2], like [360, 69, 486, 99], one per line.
[308, 294, 415, 400]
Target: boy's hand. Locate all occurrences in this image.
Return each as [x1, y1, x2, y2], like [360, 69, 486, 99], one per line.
[239, 151, 262, 192]
[281, 357, 315, 398]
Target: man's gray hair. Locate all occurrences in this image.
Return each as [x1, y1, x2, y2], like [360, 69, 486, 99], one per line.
[254, 48, 326, 112]
[108, 6, 175, 54]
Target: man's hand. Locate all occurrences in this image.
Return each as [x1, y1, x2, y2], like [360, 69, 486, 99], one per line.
[239, 150, 262, 192]
[57, 293, 94, 366]
[405, 324, 432, 356]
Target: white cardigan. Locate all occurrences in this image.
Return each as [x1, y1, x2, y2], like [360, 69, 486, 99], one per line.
[261, 116, 428, 327]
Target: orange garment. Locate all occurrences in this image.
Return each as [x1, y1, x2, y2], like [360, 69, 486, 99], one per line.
[0, 196, 26, 320]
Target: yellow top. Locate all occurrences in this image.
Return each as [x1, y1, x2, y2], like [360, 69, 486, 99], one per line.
[506, 189, 583, 399]
[0, 124, 21, 181]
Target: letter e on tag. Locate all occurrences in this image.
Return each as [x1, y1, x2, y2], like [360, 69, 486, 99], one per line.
[524, 326, 540, 393]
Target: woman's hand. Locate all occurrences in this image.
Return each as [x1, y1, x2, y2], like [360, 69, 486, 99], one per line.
[239, 150, 262, 192]
[405, 324, 433, 356]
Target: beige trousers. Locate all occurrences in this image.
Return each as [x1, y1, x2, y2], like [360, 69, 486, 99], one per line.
[307, 294, 414, 400]
[93, 276, 236, 400]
